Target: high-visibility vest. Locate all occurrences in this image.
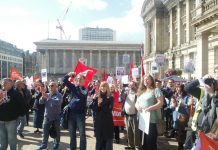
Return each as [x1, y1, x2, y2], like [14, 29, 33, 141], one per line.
[191, 89, 205, 131]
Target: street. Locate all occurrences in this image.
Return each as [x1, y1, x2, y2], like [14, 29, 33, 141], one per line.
[16, 115, 178, 150]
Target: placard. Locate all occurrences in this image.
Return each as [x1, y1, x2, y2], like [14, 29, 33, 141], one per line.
[116, 67, 125, 79]
[121, 75, 129, 84]
[122, 54, 130, 65]
[151, 62, 158, 74]
[139, 110, 150, 134]
[41, 69, 47, 82]
[132, 68, 139, 79]
[155, 54, 165, 66]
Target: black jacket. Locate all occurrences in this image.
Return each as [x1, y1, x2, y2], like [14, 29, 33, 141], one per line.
[92, 94, 114, 139]
[0, 88, 26, 121]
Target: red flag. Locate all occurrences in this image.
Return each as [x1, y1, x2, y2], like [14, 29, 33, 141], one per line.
[141, 57, 145, 78]
[10, 67, 23, 80]
[200, 132, 218, 150]
[74, 61, 97, 87]
[102, 69, 108, 81]
[129, 62, 134, 80]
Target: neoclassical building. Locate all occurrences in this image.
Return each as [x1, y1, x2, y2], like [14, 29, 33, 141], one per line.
[34, 39, 142, 79]
[141, 0, 218, 79]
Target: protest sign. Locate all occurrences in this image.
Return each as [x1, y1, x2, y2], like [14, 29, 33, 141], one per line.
[112, 102, 125, 126]
[41, 69, 47, 82]
[139, 110, 150, 134]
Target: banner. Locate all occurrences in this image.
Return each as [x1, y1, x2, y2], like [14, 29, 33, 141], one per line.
[10, 67, 23, 80]
[155, 54, 165, 66]
[200, 132, 218, 150]
[74, 61, 97, 87]
[112, 102, 125, 126]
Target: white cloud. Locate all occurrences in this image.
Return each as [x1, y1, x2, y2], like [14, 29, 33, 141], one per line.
[0, 6, 32, 18]
[57, 0, 108, 11]
[86, 0, 144, 42]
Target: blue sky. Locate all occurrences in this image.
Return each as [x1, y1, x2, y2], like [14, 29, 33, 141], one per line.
[0, 0, 144, 52]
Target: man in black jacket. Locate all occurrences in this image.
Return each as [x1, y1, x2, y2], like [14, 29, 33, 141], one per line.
[0, 78, 25, 150]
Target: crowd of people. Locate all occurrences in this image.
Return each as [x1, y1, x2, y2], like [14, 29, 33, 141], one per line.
[0, 71, 218, 150]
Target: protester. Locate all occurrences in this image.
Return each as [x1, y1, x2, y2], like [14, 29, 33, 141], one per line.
[170, 84, 189, 150]
[63, 72, 88, 150]
[15, 80, 29, 139]
[110, 83, 121, 144]
[0, 78, 25, 150]
[135, 74, 164, 150]
[37, 81, 63, 150]
[123, 81, 142, 150]
[92, 81, 114, 150]
[33, 80, 45, 133]
[184, 75, 218, 149]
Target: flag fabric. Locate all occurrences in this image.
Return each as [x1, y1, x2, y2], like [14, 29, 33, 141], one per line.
[102, 69, 108, 81]
[141, 57, 145, 78]
[74, 61, 97, 87]
[129, 62, 134, 80]
[200, 132, 218, 150]
[10, 67, 23, 80]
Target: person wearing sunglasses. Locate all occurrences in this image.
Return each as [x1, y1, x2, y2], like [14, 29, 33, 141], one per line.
[37, 82, 63, 150]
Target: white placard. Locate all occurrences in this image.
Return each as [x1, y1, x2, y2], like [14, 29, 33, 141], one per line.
[41, 69, 47, 82]
[107, 76, 113, 84]
[155, 54, 165, 66]
[116, 67, 125, 79]
[184, 60, 195, 73]
[122, 54, 130, 64]
[139, 110, 150, 134]
[132, 68, 139, 79]
[121, 75, 129, 84]
[151, 62, 158, 74]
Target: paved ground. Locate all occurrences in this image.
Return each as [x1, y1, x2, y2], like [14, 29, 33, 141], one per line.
[16, 115, 178, 150]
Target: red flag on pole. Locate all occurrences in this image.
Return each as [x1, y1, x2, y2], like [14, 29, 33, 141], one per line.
[102, 69, 108, 81]
[10, 67, 23, 80]
[74, 61, 97, 87]
[129, 62, 134, 80]
[141, 57, 145, 78]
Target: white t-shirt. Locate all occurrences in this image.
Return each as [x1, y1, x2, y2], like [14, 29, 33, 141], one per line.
[124, 92, 136, 115]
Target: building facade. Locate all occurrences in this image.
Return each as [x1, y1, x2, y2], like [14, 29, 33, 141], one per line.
[0, 39, 24, 79]
[79, 27, 116, 41]
[34, 39, 141, 79]
[141, 0, 218, 79]
[23, 51, 39, 77]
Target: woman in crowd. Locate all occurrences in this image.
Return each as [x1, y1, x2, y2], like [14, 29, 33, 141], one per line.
[135, 74, 164, 150]
[32, 80, 45, 133]
[171, 84, 189, 150]
[92, 81, 114, 150]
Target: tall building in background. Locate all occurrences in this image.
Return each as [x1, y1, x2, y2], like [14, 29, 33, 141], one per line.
[79, 27, 116, 41]
[0, 39, 24, 79]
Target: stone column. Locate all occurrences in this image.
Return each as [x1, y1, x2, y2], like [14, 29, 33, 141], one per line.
[177, 3, 181, 46]
[63, 50, 67, 73]
[72, 50, 75, 69]
[90, 51, 93, 67]
[145, 22, 150, 55]
[169, 9, 173, 49]
[0, 60, 2, 79]
[81, 50, 84, 58]
[186, 0, 190, 43]
[116, 51, 119, 66]
[98, 50, 101, 72]
[133, 52, 136, 65]
[54, 50, 58, 74]
[45, 50, 49, 73]
[196, 32, 209, 78]
[107, 51, 110, 70]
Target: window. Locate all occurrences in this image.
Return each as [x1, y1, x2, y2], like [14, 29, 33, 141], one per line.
[49, 51, 55, 67]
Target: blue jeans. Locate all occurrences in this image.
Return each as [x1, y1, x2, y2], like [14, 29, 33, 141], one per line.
[40, 118, 60, 149]
[0, 120, 17, 150]
[68, 113, 86, 150]
[17, 115, 26, 134]
[96, 138, 113, 150]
